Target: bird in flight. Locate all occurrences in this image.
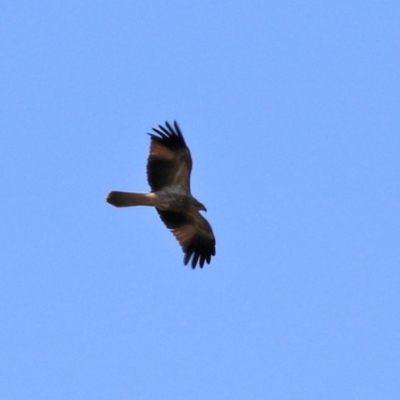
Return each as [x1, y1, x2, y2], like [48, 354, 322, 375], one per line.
[106, 121, 216, 268]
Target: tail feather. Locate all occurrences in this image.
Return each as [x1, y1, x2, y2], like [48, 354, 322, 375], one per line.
[106, 191, 155, 207]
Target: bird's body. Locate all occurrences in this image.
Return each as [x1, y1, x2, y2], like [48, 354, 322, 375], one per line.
[107, 121, 215, 268]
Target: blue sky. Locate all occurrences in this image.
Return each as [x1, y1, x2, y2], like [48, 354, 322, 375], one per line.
[1, 2, 399, 399]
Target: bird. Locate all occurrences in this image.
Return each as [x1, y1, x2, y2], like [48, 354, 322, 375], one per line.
[106, 121, 216, 268]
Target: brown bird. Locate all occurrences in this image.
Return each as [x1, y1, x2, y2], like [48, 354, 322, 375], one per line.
[107, 121, 216, 268]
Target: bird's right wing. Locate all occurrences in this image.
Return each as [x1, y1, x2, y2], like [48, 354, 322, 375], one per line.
[147, 121, 193, 193]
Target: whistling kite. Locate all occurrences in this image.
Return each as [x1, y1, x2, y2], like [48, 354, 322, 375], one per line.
[107, 121, 216, 268]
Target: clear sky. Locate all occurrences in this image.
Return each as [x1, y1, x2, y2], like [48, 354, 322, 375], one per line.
[1, 2, 399, 399]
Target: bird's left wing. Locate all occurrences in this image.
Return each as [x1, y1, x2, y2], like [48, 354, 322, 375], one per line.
[156, 208, 216, 268]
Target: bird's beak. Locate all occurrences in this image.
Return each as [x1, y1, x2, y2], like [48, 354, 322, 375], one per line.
[202, 205, 207, 212]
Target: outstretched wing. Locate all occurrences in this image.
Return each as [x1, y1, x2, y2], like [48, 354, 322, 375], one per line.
[156, 209, 216, 268]
[147, 121, 192, 193]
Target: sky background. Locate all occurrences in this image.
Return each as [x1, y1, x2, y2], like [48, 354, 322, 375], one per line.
[1, 1, 400, 399]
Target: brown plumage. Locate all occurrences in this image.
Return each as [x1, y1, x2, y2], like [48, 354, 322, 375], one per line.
[106, 121, 216, 268]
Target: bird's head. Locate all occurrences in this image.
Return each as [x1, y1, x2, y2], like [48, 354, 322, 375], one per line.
[193, 198, 207, 212]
